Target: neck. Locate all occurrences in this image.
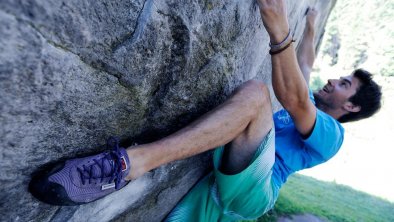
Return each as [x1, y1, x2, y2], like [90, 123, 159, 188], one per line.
[314, 93, 346, 120]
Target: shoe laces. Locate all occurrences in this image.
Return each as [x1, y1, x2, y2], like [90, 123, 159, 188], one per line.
[77, 137, 125, 189]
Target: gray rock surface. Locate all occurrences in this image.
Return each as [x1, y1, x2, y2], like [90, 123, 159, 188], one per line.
[0, 0, 335, 221]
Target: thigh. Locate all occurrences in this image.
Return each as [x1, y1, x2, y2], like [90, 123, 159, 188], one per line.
[211, 129, 277, 220]
[219, 85, 273, 175]
[165, 174, 222, 222]
[166, 127, 277, 222]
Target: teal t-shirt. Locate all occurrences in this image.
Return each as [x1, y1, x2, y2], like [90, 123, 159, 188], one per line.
[272, 90, 345, 188]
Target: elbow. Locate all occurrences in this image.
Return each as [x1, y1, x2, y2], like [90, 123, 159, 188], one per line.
[279, 94, 310, 113]
[273, 80, 311, 112]
[279, 96, 298, 112]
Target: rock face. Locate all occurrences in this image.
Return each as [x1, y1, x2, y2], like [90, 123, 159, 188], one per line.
[0, 0, 335, 221]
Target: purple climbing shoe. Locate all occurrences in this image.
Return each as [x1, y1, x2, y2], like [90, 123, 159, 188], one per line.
[29, 137, 131, 205]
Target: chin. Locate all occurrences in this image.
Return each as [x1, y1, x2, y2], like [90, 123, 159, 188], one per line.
[313, 92, 324, 108]
[313, 91, 321, 98]
[317, 89, 326, 95]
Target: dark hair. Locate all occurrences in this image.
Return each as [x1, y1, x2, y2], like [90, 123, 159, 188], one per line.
[338, 69, 382, 123]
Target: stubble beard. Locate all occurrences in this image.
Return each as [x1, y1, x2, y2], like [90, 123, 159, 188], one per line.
[313, 92, 330, 112]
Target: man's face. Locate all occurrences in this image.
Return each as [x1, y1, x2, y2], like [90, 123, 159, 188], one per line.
[315, 74, 361, 111]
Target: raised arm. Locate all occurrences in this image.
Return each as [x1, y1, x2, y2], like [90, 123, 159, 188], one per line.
[297, 8, 318, 85]
[258, 0, 316, 137]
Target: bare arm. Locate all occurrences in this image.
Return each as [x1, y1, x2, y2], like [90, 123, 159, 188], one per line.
[258, 0, 316, 136]
[297, 33, 314, 84]
[296, 8, 318, 85]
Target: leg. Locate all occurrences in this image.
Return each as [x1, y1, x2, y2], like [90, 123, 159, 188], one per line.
[219, 86, 273, 174]
[29, 79, 274, 206]
[297, 7, 318, 82]
[165, 84, 275, 221]
[126, 80, 273, 179]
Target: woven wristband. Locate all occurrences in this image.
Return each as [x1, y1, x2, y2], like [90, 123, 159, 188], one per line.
[269, 29, 291, 50]
[269, 40, 295, 55]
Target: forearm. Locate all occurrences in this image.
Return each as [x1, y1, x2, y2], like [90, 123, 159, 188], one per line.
[258, 0, 317, 136]
[296, 26, 315, 84]
[258, 0, 310, 109]
[271, 43, 310, 110]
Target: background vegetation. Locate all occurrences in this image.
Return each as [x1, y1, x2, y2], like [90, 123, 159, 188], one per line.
[318, 0, 394, 77]
[310, 0, 394, 92]
[256, 174, 394, 222]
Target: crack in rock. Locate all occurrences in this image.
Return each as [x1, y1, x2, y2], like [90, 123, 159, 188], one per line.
[111, 0, 154, 52]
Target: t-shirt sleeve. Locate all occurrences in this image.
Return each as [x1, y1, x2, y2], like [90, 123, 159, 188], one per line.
[303, 109, 345, 161]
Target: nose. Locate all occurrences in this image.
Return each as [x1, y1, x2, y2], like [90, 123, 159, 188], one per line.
[328, 79, 337, 86]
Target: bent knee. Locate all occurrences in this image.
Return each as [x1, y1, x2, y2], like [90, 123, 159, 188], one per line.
[239, 80, 271, 107]
[245, 79, 271, 106]
[243, 80, 269, 95]
[243, 79, 266, 90]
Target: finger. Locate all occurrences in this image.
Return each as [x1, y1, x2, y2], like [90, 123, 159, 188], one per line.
[305, 7, 310, 15]
[305, 7, 317, 15]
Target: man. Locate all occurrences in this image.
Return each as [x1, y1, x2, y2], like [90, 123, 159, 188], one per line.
[30, 0, 382, 221]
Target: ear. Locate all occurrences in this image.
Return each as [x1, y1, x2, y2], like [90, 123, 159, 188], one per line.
[343, 102, 361, 113]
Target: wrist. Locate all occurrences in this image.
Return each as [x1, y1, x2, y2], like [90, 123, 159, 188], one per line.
[305, 27, 315, 38]
[269, 28, 294, 55]
[269, 26, 290, 44]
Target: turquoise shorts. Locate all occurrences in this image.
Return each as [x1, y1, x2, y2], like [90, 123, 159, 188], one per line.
[165, 129, 278, 222]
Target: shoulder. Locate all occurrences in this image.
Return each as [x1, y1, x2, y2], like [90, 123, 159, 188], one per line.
[303, 109, 345, 161]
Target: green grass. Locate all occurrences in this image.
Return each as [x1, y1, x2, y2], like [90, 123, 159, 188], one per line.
[255, 174, 394, 222]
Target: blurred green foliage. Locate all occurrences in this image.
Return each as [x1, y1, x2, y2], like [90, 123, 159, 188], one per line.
[310, 76, 325, 91]
[321, 0, 394, 76]
[252, 174, 394, 222]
